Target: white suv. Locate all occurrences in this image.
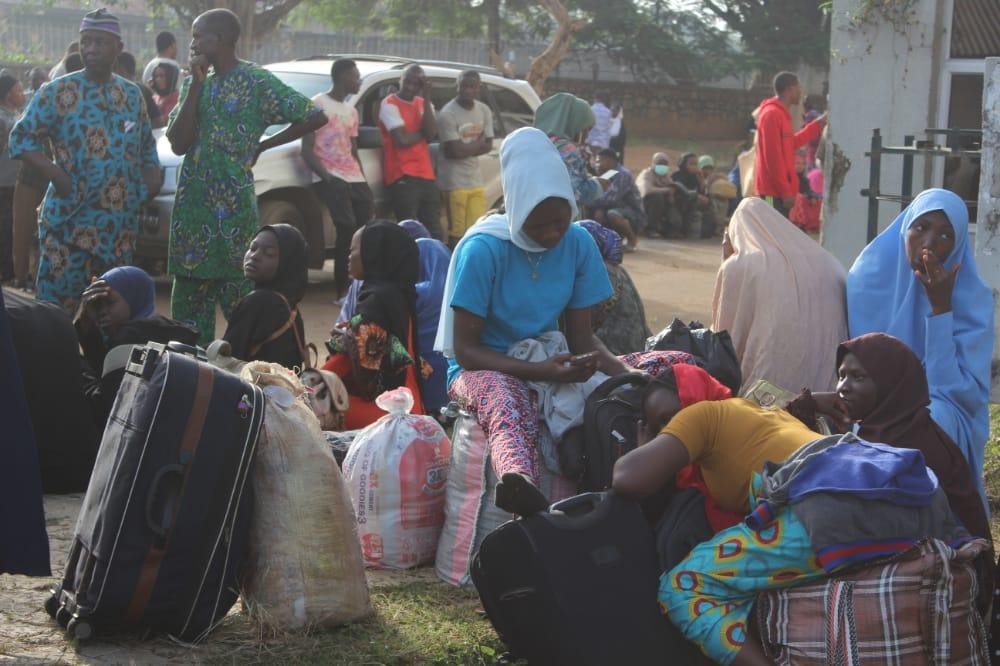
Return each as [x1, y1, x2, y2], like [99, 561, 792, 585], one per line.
[136, 55, 541, 270]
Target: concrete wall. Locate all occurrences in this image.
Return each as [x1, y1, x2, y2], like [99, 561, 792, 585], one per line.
[974, 57, 1000, 399]
[821, 0, 951, 266]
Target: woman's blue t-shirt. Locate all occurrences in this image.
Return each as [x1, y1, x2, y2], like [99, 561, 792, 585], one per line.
[446, 224, 613, 386]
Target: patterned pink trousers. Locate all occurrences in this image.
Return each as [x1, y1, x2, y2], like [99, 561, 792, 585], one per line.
[448, 351, 694, 482]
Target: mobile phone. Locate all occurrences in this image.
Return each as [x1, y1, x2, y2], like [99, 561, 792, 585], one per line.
[599, 169, 619, 181]
[568, 352, 598, 366]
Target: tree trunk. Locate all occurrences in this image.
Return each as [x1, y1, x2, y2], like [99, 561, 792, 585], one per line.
[161, 0, 304, 58]
[485, 0, 502, 59]
[526, 0, 586, 97]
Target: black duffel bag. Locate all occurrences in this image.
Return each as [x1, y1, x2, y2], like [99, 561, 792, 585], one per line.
[645, 318, 741, 393]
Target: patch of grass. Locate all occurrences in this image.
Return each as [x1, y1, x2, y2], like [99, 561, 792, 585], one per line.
[986, 404, 1000, 541]
[198, 581, 512, 666]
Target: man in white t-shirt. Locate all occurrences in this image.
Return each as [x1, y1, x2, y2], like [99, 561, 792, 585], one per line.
[141, 31, 180, 90]
[436, 70, 493, 246]
[302, 58, 374, 301]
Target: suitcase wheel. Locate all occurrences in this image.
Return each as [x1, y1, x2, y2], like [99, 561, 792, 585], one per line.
[66, 617, 93, 642]
[55, 606, 72, 628]
[44, 593, 59, 619]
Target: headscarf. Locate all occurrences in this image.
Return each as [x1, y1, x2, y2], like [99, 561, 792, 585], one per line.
[255, 224, 309, 306]
[399, 219, 431, 240]
[697, 155, 714, 169]
[533, 92, 595, 142]
[415, 238, 451, 352]
[435, 127, 578, 357]
[100, 266, 156, 319]
[838, 333, 989, 538]
[674, 364, 732, 408]
[672, 152, 700, 191]
[577, 220, 623, 265]
[846, 189, 993, 481]
[151, 60, 179, 96]
[358, 221, 420, 350]
[712, 197, 848, 393]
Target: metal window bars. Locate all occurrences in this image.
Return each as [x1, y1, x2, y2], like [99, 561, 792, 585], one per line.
[860, 127, 981, 241]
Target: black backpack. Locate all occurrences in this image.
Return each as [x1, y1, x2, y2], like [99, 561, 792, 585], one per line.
[580, 373, 650, 492]
[645, 318, 742, 394]
[471, 492, 670, 665]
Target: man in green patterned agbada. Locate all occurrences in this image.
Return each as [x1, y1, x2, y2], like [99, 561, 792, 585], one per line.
[166, 8, 324, 343]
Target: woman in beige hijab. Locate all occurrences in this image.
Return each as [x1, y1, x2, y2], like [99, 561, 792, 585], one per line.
[712, 197, 847, 393]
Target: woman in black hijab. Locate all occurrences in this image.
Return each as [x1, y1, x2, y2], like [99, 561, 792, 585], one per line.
[323, 221, 427, 428]
[224, 224, 309, 369]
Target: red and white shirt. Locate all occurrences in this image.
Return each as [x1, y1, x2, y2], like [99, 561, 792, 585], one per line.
[378, 93, 435, 184]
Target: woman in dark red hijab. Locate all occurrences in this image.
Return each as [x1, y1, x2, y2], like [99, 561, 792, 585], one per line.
[793, 332, 989, 540]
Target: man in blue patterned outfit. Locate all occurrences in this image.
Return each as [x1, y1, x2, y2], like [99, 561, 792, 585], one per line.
[10, 8, 160, 313]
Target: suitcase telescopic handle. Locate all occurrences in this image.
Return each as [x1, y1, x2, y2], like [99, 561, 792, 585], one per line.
[146, 464, 184, 538]
[543, 491, 616, 529]
[165, 341, 207, 362]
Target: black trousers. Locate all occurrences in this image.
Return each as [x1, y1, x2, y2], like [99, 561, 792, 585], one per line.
[388, 176, 443, 240]
[314, 178, 374, 293]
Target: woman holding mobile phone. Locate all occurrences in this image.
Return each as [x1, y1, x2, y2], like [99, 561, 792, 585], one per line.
[436, 127, 691, 516]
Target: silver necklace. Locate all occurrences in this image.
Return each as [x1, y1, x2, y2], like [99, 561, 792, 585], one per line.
[523, 250, 543, 280]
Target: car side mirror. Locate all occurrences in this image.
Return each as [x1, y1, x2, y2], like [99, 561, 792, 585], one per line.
[358, 126, 382, 150]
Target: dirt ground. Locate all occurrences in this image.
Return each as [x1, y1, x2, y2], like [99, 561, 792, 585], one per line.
[1, 237, 722, 664]
[0, 494, 445, 664]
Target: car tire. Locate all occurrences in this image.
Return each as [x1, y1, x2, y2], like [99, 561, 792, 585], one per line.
[258, 198, 306, 238]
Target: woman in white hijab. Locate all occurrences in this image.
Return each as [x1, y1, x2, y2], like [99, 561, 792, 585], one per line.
[436, 127, 689, 515]
[712, 197, 847, 394]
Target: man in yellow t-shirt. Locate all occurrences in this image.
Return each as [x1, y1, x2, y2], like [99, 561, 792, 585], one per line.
[614, 389, 817, 513]
[437, 70, 493, 246]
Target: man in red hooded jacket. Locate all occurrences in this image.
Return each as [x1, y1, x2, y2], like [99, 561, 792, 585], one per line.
[754, 72, 826, 216]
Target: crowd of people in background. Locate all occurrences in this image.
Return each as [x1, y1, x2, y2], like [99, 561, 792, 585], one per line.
[1, 7, 997, 662]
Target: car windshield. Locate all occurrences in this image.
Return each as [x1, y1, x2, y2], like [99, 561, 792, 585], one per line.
[262, 70, 346, 137]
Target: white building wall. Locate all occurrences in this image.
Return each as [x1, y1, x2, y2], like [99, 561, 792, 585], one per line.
[821, 0, 950, 266]
[974, 58, 1000, 400]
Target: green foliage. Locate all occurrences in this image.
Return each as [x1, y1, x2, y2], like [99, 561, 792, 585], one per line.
[572, 0, 739, 83]
[294, 0, 741, 83]
[698, 0, 831, 70]
[292, 0, 491, 38]
[985, 404, 1000, 513]
[846, 0, 920, 34]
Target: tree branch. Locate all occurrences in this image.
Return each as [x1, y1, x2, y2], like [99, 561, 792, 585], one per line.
[526, 0, 588, 96]
[253, 0, 306, 39]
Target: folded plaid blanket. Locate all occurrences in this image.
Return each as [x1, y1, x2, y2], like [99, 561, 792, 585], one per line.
[758, 538, 991, 665]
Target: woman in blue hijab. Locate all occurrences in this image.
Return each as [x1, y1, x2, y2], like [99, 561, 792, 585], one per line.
[846, 188, 993, 506]
[415, 237, 451, 414]
[75, 266, 197, 429]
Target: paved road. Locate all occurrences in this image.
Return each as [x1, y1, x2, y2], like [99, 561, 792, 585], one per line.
[151, 236, 722, 351]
